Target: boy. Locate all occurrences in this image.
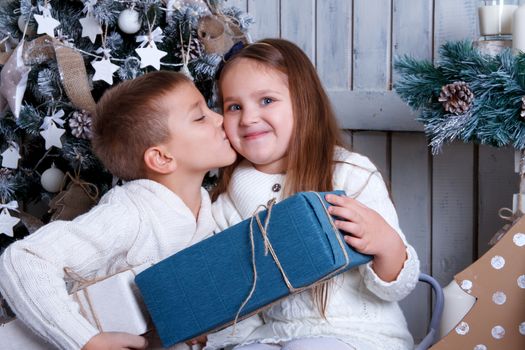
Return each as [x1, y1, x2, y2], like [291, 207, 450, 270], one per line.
[0, 71, 236, 349]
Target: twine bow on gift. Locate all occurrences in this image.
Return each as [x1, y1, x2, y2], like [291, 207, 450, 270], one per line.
[232, 192, 350, 333]
[65, 267, 108, 332]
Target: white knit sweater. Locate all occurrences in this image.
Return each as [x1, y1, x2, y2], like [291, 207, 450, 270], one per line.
[207, 148, 420, 350]
[0, 180, 216, 350]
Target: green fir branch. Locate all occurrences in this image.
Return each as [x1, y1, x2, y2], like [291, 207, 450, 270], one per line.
[394, 40, 525, 152]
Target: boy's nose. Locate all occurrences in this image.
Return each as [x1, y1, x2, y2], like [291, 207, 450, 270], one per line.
[211, 110, 224, 127]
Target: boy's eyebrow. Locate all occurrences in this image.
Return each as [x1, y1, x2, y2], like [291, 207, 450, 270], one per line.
[186, 100, 200, 114]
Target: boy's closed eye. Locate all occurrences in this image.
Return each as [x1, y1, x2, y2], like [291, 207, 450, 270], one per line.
[194, 115, 206, 122]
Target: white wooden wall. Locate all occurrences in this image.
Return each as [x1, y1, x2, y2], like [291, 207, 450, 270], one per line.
[228, 0, 518, 342]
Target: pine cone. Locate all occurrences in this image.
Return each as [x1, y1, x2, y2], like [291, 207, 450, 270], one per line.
[175, 37, 203, 61]
[68, 110, 93, 140]
[438, 81, 474, 115]
[521, 96, 525, 118]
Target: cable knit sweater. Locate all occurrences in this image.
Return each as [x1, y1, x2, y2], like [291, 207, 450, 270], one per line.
[0, 180, 216, 350]
[207, 148, 420, 350]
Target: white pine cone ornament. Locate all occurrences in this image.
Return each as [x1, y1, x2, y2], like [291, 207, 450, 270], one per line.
[175, 37, 203, 61]
[438, 81, 474, 115]
[69, 110, 93, 140]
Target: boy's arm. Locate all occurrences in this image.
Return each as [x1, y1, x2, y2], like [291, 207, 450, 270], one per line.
[0, 192, 141, 350]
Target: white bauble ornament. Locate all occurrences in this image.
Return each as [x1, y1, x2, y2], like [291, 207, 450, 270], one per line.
[118, 9, 141, 34]
[40, 164, 65, 193]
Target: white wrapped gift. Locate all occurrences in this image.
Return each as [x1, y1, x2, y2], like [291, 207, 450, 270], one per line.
[68, 264, 152, 335]
[0, 264, 152, 349]
[0, 318, 54, 350]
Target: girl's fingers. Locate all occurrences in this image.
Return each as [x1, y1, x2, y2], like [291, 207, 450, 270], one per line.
[328, 204, 361, 223]
[325, 194, 350, 206]
[334, 220, 363, 237]
[343, 235, 368, 252]
[325, 194, 365, 211]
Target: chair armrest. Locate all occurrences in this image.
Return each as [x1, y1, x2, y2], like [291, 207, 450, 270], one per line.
[414, 273, 444, 350]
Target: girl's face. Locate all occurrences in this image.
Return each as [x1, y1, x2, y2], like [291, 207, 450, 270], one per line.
[220, 58, 294, 174]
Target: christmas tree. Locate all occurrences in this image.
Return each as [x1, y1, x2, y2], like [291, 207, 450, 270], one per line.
[0, 0, 252, 252]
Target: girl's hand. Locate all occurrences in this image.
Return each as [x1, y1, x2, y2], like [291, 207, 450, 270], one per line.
[82, 332, 148, 350]
[185, 334, 207, 346]
[325, 194, 407, 282]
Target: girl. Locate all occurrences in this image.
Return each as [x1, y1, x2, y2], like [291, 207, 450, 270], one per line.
[205, 39, 420, 350]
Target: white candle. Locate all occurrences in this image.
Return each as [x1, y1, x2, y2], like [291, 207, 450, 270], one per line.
[513, 4, 525, 53]
[479, 4, 518, 35]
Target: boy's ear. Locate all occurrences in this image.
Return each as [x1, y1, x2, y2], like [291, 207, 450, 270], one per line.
[143, 146, 177, 174]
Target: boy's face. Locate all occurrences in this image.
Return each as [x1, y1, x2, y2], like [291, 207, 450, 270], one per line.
[162, 83, 236, 173]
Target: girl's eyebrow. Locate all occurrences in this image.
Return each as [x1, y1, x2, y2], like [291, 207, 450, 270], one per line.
[223, 89, 282, 104]
[251, 89, 281, 97]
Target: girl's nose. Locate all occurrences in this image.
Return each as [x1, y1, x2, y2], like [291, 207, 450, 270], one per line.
[239, 107, 259, 126]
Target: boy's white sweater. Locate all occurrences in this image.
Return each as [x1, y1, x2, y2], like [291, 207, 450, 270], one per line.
[0, 180, 216, 350]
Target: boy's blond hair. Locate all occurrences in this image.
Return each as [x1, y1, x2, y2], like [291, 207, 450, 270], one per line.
[93, 71, 191, 180]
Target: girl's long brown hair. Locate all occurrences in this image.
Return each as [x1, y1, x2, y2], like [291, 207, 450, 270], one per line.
[213, 38, 346, 316]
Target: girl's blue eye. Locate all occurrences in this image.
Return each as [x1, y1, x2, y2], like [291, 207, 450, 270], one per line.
[227, 104, 241, 111]
[262, 97, 273, 105]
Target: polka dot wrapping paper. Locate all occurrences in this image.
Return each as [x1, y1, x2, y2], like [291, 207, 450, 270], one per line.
[430, 217, 525, 349]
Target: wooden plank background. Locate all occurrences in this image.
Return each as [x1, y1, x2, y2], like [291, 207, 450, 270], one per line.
[228, 0, 517, 342]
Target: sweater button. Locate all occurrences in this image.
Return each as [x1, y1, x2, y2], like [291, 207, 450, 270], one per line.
[272, 183, 281, 192]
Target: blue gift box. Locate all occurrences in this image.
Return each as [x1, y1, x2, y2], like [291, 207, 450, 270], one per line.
[135, 191, 372, 347]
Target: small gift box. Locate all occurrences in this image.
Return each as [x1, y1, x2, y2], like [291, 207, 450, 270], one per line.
[136, 191, 372, 348]
[68, 264, 152, 335]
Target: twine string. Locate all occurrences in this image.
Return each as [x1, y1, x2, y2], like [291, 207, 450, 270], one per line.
[230, 192, 351, 334]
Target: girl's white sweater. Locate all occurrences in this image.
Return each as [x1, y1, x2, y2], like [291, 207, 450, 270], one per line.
[207, 148, 420, 350]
